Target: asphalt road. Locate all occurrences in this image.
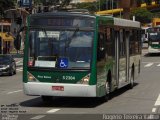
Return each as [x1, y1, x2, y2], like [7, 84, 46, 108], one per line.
[0, 49, 160, 120]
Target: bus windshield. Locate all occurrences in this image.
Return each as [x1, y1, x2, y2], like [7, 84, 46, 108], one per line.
[149, 32, 160, 41]
[28, 29, 93, 69]
[148, 27, 160, 41]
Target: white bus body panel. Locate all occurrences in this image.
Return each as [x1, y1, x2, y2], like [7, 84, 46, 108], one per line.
[148, 46, 160, 53]
[23, 83, 96, 97]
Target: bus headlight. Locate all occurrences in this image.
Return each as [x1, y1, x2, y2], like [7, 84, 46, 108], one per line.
[77, 74, 90, 85]
[28, 73, 37, 82]
[82, 77, 89, 84]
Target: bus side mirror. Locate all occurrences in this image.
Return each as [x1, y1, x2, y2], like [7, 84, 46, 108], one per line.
[14, 34, 21, 50]
[14, 26, 26, 50]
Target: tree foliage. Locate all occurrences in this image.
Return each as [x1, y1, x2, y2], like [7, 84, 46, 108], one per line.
[34, 0, 71, 7]
[130, 8, 153, 24]
[0, 0, 15, 17]
[136, 0, 142, 7]
[75, 2, 98, 13]
[75, 0, 117, 13]
[144, 0, 152, 5]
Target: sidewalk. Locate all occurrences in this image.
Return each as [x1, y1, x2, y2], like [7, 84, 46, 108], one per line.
[11, 53, 23, 67]
[15, 58, 23, 67]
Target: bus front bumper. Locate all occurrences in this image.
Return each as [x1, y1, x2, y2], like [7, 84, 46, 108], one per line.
[148, 46, 160, 53]
[23, 82, 96, 97]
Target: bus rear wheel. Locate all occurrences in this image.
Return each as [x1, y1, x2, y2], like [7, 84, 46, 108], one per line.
[102, 81, 110, 102]
[130, 70, 134, 89]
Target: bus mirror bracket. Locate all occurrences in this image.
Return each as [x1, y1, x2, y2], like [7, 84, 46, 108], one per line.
[14, 26, 26, 51]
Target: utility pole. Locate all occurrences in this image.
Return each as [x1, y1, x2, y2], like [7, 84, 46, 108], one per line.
[112, 0, 113, 15]
[99, 0, 101, 11]
[106, 0, 108, 10]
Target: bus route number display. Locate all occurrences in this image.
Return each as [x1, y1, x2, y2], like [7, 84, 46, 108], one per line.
[48, 19, 72, 26]
[30, 17, 94, 27]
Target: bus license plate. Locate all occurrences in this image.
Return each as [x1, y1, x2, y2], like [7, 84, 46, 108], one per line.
[52, 86, 64, 91]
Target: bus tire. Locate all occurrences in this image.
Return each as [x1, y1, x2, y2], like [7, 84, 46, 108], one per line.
[41, 96, 52, 102]
[102, 72, 111, 102]
[138, 60, 140, 74]
[130, 67, 134, 89]
[104, 81, 110, 102]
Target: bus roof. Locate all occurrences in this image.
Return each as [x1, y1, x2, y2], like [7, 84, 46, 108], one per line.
[114, 18, 140, 28]
[29, 12, 96, 19]
[29, 12, 140, 28]
[97, 15, 140, 28]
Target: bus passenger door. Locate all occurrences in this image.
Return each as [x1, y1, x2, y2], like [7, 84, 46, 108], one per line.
[116, 29, 128, 88]
[125, 31, 130, 83]
[115, 31, 119, 87]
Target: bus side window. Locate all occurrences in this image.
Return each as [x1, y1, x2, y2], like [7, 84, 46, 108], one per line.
[97, 33, 106, 61]
[105, 28, 112, 57]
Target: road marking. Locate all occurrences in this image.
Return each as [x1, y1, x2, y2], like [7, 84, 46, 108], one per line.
[7, 90, 22, 94]
[144, 63, 153, 67]
[157, 64, 160, 66]
[155, 94, 160, 106]
[47, 109, 60, 113]
[152, 108, 156, 113]
[147, 115, 154, 119]
[30, 115, 45, 119]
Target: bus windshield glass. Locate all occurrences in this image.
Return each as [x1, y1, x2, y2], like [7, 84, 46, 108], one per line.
[28, 29, 93, 69]
[149, 32, 160, 41]
[148, 27, 160, 41]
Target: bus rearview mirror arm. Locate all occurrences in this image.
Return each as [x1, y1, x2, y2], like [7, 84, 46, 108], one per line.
[14, 26, 27, 51]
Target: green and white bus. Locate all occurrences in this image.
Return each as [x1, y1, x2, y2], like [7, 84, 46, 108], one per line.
[18, 12, 141, 101]
[148, 27, 160, 53]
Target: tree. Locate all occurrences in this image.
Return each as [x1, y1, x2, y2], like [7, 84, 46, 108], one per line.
[130, 8, 153, 24]
[136, 0, 143, 7]
[144, 0, 152, 5]
[155, 0, 160, 4]
[59, 0, 72, 7]
[76, 2, 98, 13]
[0, 0, 15, 17]
[34, 0, 71, 8]
[75, 0, 117, 13]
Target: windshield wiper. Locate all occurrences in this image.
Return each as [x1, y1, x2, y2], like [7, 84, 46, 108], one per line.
[71, 26, 79, 38]
[41, 28, 49, 38]
[65, 26, 79, 49]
